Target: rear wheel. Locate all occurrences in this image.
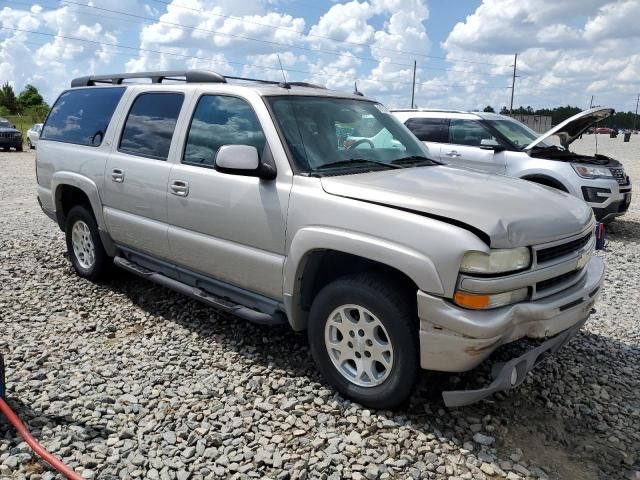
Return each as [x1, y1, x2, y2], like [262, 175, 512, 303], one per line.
[27, 139, 33, 149]
[65, 205, 110, 281]
[308, 274, 419, 409]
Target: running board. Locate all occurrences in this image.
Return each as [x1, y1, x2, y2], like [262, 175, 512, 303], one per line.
[113, 256, 284, 326]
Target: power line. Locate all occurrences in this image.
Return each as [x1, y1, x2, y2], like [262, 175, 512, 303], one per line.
[0, 26, 512, 91]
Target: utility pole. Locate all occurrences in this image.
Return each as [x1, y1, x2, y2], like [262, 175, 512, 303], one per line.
[633, 93, 639, 132]
[509, 53, 518, 113]
[411, 60, 416, 108]
[589, 95, 594, 108]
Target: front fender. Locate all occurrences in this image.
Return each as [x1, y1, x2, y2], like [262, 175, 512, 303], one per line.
[283, 226, 445, 330]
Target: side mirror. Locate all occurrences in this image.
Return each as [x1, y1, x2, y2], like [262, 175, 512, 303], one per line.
[215, 145, 275, 179]
[480, 138, 506, 152]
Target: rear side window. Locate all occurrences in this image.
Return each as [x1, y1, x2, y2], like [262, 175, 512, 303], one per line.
[41, 87, 125, 146]
[119, 92, 184, 160]
[183, 95, 265, 168]
[404, 117, 448, 143]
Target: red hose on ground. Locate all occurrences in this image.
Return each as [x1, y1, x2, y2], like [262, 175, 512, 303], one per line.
[0, 398, 83, 480]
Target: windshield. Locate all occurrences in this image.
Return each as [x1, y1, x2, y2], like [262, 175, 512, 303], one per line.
[0, 120, 10, 128]
[267, 96, 433, 173]
[490, 118, 551, 149]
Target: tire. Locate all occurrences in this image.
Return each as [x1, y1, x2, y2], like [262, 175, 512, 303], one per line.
[16, 144, 23, 152]
[308, 273, 419, 409]
[64, 205, 110, 281]
[27, 139, 33, 149]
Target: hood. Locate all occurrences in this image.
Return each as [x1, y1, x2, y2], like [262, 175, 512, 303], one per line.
[0, 127, 19, 133]
[320, 166, 593, 248]
[525, 107, 614, 150]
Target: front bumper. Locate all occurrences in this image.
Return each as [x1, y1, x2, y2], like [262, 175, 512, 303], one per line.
[442, 317, 588, 407]
[593, 192, 632, 221]
[417, 255, 604, 403]
[580, 177, 632, 221]
[0, 138, 22, 148]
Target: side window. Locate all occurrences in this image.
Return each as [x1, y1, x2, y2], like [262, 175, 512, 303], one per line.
[183, 95, 265, 168]
[448, 119, 495, 147]
[41, 87, 125, 146]
[119, 92, 184, 160]
[404, 118, 448, 143]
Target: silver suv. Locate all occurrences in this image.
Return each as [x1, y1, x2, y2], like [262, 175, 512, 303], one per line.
[36, 70, 604, 408]
[393, 108, 632, 222]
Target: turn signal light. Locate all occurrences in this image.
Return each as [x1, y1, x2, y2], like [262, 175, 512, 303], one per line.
[453, 291, 490, 309]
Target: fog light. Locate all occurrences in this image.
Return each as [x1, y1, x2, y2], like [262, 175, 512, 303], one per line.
[581, 186, 610, 203]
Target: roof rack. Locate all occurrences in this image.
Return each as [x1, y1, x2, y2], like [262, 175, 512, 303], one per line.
[390, 108, 467, 113]
[71, 70, 327, 90]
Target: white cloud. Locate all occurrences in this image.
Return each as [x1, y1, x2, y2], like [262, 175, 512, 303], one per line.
[436, 0, 640, 111]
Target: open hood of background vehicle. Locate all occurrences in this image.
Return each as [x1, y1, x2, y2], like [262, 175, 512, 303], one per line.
[524, 107, 614, 150]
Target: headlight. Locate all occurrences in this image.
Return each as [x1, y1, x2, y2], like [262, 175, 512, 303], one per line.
[460, 247, 530, 274]
[572, 164, 614, 179]
[14, 132, 21, 137]
[454, 288, 529, 310]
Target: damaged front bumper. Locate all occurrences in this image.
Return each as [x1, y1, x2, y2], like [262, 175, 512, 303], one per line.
[417, 255, 604, 406]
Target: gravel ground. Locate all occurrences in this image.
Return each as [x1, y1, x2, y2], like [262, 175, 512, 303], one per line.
[1, 137, 639, 480]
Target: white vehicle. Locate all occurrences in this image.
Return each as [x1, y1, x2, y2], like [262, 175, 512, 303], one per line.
[393, 108, 632, 222]
[27, 123, 43, 149]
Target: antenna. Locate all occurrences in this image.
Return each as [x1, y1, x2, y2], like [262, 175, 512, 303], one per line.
[276, 54, 290, 89]
[353, 81, 363, 96]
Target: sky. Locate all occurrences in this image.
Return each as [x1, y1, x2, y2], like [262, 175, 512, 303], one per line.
[0, 0, 639, 113]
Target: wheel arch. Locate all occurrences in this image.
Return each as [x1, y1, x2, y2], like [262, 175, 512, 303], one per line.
[283, 227, 444, 331]
[521, 173, 569, 192]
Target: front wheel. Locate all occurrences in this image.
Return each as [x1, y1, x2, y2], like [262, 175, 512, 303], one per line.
[27, 139, 33, 149]
[308, 274, 419, 409]
[65, 205, 110, 281]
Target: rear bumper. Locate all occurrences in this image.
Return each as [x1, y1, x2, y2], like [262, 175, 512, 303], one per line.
[417, 255, 604, 373]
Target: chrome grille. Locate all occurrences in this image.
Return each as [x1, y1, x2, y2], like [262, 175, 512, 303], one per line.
[536, 232, 592, 264]
[609, 167, 629, 186]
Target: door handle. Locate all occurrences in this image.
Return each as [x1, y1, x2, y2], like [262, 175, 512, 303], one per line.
[445, 151, 461, 157]
[111, 168, 124, 183]
[170, 180, 189, 197]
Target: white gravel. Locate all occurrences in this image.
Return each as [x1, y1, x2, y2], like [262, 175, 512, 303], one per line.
[1, 140, 639, 480]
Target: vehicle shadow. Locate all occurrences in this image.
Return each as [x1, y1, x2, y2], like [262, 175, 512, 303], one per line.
[103, 270, 639, 480]
[606, 217, 640, 238]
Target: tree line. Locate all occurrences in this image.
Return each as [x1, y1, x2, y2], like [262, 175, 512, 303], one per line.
[0, 83, 50, 120]
[481, 105, 638, 129]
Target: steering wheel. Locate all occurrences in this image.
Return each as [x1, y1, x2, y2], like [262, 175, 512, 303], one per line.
[346, 138, 375, 151]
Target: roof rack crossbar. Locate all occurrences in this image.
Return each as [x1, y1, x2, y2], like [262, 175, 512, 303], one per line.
[71, 70, 327, 90]
[71, 70, 227, 87]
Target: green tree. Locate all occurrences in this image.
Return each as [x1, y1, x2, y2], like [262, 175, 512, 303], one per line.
[17, 84, 45, 111]
[500, 106, 509, 114]
[0, 82, 18, 114]
[0, 105, 10, 117]
[482, 105, 495, 112]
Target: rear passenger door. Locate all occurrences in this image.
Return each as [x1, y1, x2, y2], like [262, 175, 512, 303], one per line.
[403, 117, 448, 161]
[166, 94, 289, 300]
[441, 119, 506, 174]
[102, 91, 186, 260]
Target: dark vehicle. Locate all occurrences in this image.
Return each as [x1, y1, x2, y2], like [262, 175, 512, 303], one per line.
[0, 118, 23, 151]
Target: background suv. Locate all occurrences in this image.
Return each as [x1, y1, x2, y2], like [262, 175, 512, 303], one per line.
[393, 108, 632, 222]
[0, 117, 23, 151]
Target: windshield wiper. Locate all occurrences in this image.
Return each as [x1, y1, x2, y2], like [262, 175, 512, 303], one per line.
[391, 155, 442, 166]
[316, 158, 403, 171]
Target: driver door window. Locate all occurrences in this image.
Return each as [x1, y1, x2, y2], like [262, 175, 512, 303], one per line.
[183, 95, 266, 168]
